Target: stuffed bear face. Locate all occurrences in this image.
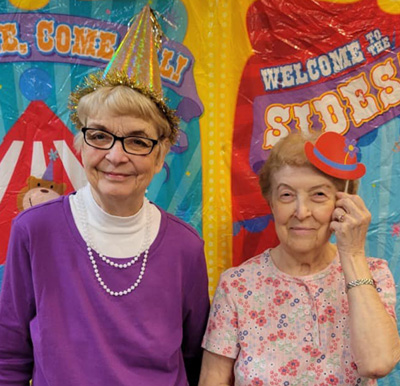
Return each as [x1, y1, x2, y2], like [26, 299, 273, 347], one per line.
[17, 176, 66, 212]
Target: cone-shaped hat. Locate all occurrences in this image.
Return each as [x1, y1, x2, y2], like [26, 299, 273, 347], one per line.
[103, 5, 163, 96]
[42, 160, 54, 181]
[69, 5, 179, 142]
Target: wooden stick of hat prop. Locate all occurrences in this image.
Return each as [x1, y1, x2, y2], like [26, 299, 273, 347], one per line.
[304, 132, 366, 193]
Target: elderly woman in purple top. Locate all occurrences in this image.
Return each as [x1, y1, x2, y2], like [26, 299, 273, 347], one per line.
[0, 76, 209, 386]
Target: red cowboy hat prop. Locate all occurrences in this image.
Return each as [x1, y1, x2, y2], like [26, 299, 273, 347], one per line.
[305, 131, 366, 180]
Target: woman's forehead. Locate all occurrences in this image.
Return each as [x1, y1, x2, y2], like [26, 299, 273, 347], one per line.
[272, 165, 336, 187]
[85, 114, 157, 136]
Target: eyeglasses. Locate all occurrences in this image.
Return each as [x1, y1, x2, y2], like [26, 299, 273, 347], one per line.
[82, 128, 159, 156]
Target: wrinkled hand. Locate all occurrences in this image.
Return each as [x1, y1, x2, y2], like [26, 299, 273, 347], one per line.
[330, 192, 371, 258]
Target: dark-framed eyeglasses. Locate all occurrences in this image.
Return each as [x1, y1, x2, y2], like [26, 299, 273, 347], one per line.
[81, 128, 159, 156]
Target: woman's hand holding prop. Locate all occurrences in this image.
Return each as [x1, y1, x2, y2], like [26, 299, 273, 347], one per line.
[330, 192, 371, 263]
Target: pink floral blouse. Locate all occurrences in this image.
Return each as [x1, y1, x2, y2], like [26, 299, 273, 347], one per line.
[202, 249, 396, 386]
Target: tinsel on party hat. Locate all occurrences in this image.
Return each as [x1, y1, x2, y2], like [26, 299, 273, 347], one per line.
[69, 5, 179, 141]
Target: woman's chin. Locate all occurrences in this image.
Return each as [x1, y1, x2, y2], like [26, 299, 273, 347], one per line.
[284, 238, 322, 254]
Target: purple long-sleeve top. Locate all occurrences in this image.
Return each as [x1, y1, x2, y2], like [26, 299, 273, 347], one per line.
[0, 194, 210, 385]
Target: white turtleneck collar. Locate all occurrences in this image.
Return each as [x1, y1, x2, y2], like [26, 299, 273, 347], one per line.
[70, 184, 161, 258]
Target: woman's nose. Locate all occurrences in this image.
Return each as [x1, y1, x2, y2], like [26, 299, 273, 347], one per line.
[295, 199, 311, 219]
[105, 140, 129, 162]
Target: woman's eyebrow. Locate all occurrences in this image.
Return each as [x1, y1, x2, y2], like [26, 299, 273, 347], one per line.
[85, 123, 107, 130]
[276, 183, 334, 190]
[309, 184, 334, 190]
[125, 129, 148, 137]
[85, 125, 149, 137]
[276, 183, 294, 190]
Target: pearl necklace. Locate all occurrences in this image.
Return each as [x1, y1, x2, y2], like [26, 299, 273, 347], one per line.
[76, 191, 152, 297]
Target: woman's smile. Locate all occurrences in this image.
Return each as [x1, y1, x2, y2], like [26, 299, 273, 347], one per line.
[102, 170, 134, 180]
[289, 226, 316, 234]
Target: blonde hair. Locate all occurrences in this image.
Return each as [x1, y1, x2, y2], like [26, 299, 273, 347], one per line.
[74, 85, 175, 151]
[259, 132, 359, 200]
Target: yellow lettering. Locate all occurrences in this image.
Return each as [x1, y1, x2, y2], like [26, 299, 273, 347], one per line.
[0, 23, 18, 51]
[71, 26, 97, 57]
[96, 31, 116, 60]
[36, 20, 54, 53]
[171, 54, 189, 83]
[159, 48, 174, 79]
[0, 23, 27, 54]
[55, 24, 71, 54]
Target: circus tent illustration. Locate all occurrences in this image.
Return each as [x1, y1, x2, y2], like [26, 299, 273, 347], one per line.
[0, 101, 87, 264]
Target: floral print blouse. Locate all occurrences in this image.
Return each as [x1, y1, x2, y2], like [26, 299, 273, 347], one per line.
[202, 249, 396, 386]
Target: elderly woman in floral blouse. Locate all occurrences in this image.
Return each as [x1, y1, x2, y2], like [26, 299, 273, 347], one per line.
[199, 132, 400, 385]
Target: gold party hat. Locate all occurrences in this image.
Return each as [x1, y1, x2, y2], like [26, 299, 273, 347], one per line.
[69, 5, 179, 141]
[104, 5, 163, 95]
